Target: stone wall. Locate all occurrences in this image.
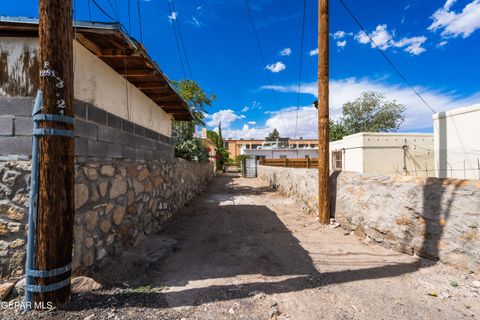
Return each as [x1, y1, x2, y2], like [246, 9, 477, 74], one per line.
[0, 158, 213, 278]
[258, 165, 480, 273]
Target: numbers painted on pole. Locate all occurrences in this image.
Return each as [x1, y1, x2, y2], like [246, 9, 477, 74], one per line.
[40, 61, 66, 114]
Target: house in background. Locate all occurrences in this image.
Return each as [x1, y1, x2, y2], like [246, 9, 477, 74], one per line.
[329, 132, 434, 177]
[225, 137, 318, 159]
[434, 104, 480, 179]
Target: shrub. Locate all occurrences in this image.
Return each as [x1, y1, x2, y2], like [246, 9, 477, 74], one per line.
[175, 138, 208, 163]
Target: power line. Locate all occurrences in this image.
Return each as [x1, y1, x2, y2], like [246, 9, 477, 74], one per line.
[128, 0, 131, 34]
[87, 0, 92, 22]
[243, 0, 291, 138]
[170, 0, 193, 79]
[90, 0, 117, 22]
[167, 0, 187, 79]
[294, 0, 307, 139]
[106, 0, 119, 21]
[137, 0, 143, 42]
[337, 0, 437, 114]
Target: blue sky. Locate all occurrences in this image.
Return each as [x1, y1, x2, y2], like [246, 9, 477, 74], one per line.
[2, 0, 480, 139]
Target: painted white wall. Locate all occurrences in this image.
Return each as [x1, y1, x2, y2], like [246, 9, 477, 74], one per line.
[329, 133, 434, 177]
[330, 134, 364, 173]
[73, 41, 172, 136]
[0, 37, 172, 136]
[433, 104, 480, 179]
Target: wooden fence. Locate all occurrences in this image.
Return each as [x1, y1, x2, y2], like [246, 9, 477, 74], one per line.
[259, 158, 319, 168]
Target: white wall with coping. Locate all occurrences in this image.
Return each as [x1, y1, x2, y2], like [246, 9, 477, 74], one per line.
[434, 104, 480, 179]
[330, 133, 434, 177]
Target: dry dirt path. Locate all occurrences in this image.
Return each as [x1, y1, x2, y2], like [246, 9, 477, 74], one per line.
[3, 174, 479, 320]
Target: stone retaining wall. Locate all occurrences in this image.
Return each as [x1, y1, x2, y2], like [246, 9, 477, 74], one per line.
[258, 165, 480, 273]
[0, 158, 213, 278]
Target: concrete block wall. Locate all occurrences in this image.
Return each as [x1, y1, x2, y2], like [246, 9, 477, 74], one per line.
[258, 165, 480, 274]
[0, 97, 174, 161]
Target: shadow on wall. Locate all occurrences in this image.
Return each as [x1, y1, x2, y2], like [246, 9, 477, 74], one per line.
[330, 171, 461, 263]
[59, 174, 465, 311]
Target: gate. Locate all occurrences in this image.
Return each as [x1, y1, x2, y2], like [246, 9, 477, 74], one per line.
[242, 158, 257, 178]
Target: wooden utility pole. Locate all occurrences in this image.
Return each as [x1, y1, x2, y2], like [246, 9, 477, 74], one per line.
[35, 0, 75, 306]
[318, 0, 330, 224]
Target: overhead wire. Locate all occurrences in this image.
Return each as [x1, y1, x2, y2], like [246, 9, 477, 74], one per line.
[87, 0, 92, 22]
[170, 0, 193, 79]
[243, 0, 291, 138]
[128, 0, 131, 34]
[137, 0, 143, 42]
[337, 0, 437, 114]
[294, 0, 307, 139]
[167, 0, 187, 79]
[90, 0, 118, 22]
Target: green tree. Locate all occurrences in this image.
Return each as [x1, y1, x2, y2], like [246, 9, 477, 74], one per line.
[206, 130, 218, 146]
[171, 80, 216, 143]
[342, 91, 405, 134]
[329, 120, 349, 142]
[217, 122, 224, 148]
[265, 128, 280, 141]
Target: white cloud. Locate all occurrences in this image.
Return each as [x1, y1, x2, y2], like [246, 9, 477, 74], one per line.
[206, 109, 244, 128]
[336, 40, 347, 48]
[308, 48, 319, 56]
[354, 24, 427, 55]
[279, 48, 292, 56]
[187, 17, 205, 27]
[241, 106, 250, 112]
[222, 106, 320, 139]
[168, 11, 177, 21]
[393, 36, 427, 55]
[437, 40, 448, 47]
[266, 61, 286, 73]
[333, 30, 346, 39]
[429, 0, 480, 38]
[261, 77, 480, 130]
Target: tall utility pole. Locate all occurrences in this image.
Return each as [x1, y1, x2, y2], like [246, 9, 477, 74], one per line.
[318, 0, 330, 224]
[28, 0, 75, 307]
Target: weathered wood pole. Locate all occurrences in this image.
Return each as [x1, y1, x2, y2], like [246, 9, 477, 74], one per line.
[318, 0, 330, 224]
[36, 0, 75, 306]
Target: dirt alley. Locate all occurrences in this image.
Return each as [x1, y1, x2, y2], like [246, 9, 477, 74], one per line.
[3, 174, 480, 320]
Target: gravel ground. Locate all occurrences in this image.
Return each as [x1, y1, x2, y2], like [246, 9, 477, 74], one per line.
[1, 174, 479, 320]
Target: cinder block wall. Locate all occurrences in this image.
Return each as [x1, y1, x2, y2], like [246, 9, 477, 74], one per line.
[0, 97, 214, 279]
[258, 165, 480, 274]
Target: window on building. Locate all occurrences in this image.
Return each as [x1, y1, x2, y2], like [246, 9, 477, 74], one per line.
[332, 150, 342, 171]
[224, 142, 229, 149]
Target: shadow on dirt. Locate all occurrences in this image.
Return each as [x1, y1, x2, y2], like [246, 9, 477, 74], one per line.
[62, 173, 456, 311]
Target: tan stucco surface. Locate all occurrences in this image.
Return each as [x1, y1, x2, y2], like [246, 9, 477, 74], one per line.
[73, 41, 172, 136]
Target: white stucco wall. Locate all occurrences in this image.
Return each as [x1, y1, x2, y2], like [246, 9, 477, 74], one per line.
[330, 134, 364, 173]
[73, 41, 172, 136]
[329, 133, 434, 177]
[0, 36, 172, 136]
[433, 104, 480, 179]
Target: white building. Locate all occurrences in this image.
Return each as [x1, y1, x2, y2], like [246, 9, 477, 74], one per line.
[329, 132, 434, 177]
[242, 147, 318, 160]
[433, 104, 480, 179]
